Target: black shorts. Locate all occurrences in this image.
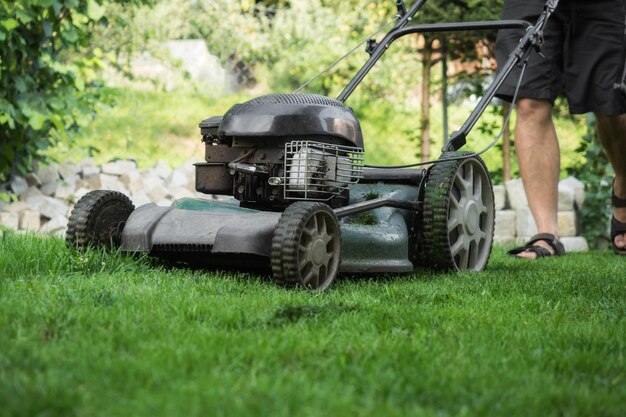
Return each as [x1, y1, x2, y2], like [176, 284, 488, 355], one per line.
[495, 0, 626, 115]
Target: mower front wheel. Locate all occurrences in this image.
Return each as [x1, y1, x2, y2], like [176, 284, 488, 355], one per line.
[66, 190, 135, 250]
[271, 202, 341, 291]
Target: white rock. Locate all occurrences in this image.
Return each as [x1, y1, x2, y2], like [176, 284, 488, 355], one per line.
[74, 188, 91, 201]
[153, 160, 172, 179]
[0, 212, 19, 230]
[39, 215, 68, 235]
[22, 186, 44, 200]
[515, 236, 533, 246]
[130, 191, 152, 207]
[120, 170, 143, 194]
[515, 207, 537, 237]
[26, 196, 69, 219]
[79, 158, 96, 168]
[36, 164, 60, 184]
[85, 173, 101, 189]
[557, 183, 575, 212]
[495, 210, 516, 240]
[19, 210, 41, 231]
[140, 169, 159, 182]
[10, 175, 29, 195]
[5, 201, 30, 214]
[561, 236, 589, 252]
[506, 179, 528, 210]
[147, 183, 169, 202]
[557, 211, 577, 237]
[493, 236, 516, 246]
[25, 173, 42, 187]
[101, 160, 136, 176]
[40, 181, 58, 196]
[75, 178, 89, 190]
[560, 176, 585, 209]
[54, 181, 77, 200]
[493, 185, 506, 210]
[168, 167, 190, 188]
[59, 162, 81, 180]
[170, 186, 195, 200]
[156, 198, 173, 207]
[82, 166, 101, 178]
[100, 175, 128, 194]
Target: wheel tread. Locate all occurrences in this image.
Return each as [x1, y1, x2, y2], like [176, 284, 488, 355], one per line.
[66, 190, 134, 250]
[422, 152, 494, 271]
[271, 202, 340, 290]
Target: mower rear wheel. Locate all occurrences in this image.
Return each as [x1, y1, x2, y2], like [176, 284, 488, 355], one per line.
[271, 202, 341, 291]
[66, 190, 135, 250]
[422, 152, 495, 271]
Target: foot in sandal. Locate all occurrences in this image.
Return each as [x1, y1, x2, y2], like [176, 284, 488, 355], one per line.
[508, 233, 565, 259]
[611, 184, 626, 255]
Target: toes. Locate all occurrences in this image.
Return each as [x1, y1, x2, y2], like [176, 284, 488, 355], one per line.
[516, 250, 538, 259]
[615, 233, 626, 249]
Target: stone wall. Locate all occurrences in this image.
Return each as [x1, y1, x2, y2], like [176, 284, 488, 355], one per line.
[0, 159, 202, 236]
[494, 178, 588, 252]
[0, 160, 590, 252]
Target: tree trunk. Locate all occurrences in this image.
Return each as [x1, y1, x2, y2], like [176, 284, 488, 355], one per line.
[502, 101, 511, 182]
[420, 36, 433, 162]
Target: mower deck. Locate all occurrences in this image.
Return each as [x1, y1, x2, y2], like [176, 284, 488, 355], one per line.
[120, 182, 420, 274]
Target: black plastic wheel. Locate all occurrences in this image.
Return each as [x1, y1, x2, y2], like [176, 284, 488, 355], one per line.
[66, 190, 135, 250]
[271, 202, 341, 291]
[422, 152, 495, 271]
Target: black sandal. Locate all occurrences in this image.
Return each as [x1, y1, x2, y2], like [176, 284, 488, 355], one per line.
[508, 233, 565, 258]
[611, 185, 626, 256]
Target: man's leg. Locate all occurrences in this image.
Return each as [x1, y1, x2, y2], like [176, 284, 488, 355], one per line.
[595, 113, 626, 250]
[514, 98, 561, 258]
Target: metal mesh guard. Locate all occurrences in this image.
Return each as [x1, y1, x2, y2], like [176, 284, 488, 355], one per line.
[284, 140, 364, 201]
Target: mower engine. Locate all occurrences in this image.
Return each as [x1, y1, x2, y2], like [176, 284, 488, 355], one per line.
[195, 94, 365, 209]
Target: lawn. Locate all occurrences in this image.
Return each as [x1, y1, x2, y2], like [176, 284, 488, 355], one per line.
[1, 231, 625, 417]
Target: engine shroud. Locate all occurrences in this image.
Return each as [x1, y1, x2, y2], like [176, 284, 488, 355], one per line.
[217, 93, 364, 148]
[195, 94, 365, 209]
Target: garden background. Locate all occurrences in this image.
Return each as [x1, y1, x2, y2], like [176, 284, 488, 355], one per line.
[1, 1, 624, 416]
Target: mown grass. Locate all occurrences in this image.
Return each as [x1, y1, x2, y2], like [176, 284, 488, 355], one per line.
[1, 230, 625, 417]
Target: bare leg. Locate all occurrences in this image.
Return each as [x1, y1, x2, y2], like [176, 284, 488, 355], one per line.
[514, 98, 561, 258]
[595, 113, 626, 250]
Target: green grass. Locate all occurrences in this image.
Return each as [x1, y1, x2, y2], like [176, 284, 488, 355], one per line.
[1, 231, 625, 417]
[45, 88, 254, 170]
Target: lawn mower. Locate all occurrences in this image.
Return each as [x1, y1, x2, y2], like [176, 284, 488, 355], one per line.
[67, 0, 559, 290]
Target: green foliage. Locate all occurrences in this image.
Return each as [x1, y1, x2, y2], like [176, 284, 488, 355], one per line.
[44, 88, 252, 168]
[2, 232, 626, 416]
[567, 115, 613, 248]
[0, 0, 150, 181]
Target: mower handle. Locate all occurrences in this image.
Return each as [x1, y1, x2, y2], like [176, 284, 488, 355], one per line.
[396, 0, 407, 17]
[442, 0, 560, 151]
[336, 0, 561, 152]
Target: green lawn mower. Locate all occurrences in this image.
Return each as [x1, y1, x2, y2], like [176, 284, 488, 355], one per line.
[67, 0, 559, 290]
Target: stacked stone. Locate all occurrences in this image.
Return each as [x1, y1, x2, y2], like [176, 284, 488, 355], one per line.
[0, 160, 591, 253]
[494, 177, 589, 252]
[0, 159, 201, 236]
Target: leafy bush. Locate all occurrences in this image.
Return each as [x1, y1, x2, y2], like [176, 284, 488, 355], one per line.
[567, 115, 613, 248]
[0, 0, 148, 181]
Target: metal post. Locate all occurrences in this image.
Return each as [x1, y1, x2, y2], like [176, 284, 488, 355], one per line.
[442, 36, 449, 142]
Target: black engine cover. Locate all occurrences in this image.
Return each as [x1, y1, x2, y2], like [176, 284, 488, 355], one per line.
[218, 94, 364, 149]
